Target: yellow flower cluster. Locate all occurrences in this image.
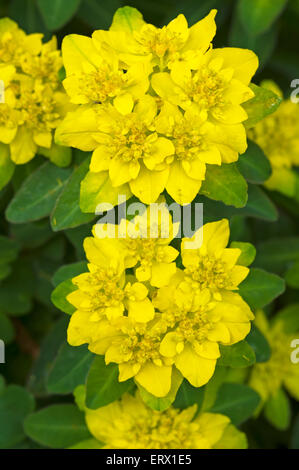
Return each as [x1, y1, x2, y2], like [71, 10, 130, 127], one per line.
[249, 310, 299, 404]
[56, 7, 258, 206]
[0, 18, 70, 165]
[249, 81, 299, 198]
[77, 392, 247, 449]
[67, 207, 253, 397]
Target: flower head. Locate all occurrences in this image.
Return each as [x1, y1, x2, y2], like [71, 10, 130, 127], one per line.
[181, 219, 249, 300]
[249, 310, 299, 404]
[81, 392, 247, 449]
[56, 8, 258, 207]
[67, 215, 254, 397]
[0, 18, 70, 166]
[248, 81, 299, 197]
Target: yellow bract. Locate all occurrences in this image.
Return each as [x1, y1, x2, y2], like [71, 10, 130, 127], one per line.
[67, 215, 253, 397]
[56, 7, 258, 206]
[249, 81, 299, 198]
[0, 18, 70, 166]
[249, 310, 299, 404]
[81, 392, 247, 449]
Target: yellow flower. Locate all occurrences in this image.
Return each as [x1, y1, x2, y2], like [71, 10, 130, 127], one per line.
[181, 219, 249, 300]
[56, 7, 258, 206]
[153, 271, 253, 391]
[249, 310, 299, 404]
[96, 8, 217, 69]
[0, 18, 42, 67]
[92, 204, 179, 287]
[0, 18, 70, 166]
[67, 217, 253, 397]
[82, 392, 247, 449]
[61, 33, 150, 111]
[248, 81, 299, 198]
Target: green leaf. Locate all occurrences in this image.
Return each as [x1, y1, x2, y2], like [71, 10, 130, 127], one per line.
[200, 163, 248, 208]
[246, 324, 271, 363]
[285, 261, 299, 289]
[80, 170, 131, 213]
[230, 241, 256, 266]
[0, 313, 15, 343]
[51, 279, 77, 315]
[255, 237, 299, 273]
[0, 143, 14, 190]
[218, 341, 256, 368]
[28, 316, 68, 397]
[47, 343, 93, 395]
[244, 185, 278, 221]
[69, 438, 103, 449]
[0, 385, 35, 449]
[238, 0, 288, 36]
[110, 6, 144, 32]
[173, 379, 205, 411]
[24, 405, 90, 448]
[0, 260, 35, 315]
[138, 369, 183, 411]
[78, 0, 121, 29]
[264, 389, 291, 431]
[52, 261, 88, 287]
[86, 356, 134, 410]
[6, 162, 71, 223]
[210, 383, 260, 425]
[239, 268, 285, 310]
[37, 0, 81, 30]
[51, 158, 94, 231]
[243, 84, 282, 129]
[237, 141, 272, 184]
[0, 235, 19, 264]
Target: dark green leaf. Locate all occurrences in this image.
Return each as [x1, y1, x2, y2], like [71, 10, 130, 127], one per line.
[243, 84, 282, 129]
[237, 141, 272, 184]
[0, 385, 35, 449]
[218, 341, 256, 368]
[51, 158, 94, 231]
[47, 343, 93, 394]
[200, 163, 248, 208]
[37, 0, 81, 30]
[239, 268, 285, 310]
[52, 261, 88, 287]
[246, 324, 271, 363]
[86, 356, 134, 409]
[24, 404, 90, 448]
[51, 279, 77, 314]
[238, 0, 288, 36]
[230, 241, 256, 266]
[6, 162, 71, 223]
[210, 383, 260, 425]
[173, 379, 205, 411]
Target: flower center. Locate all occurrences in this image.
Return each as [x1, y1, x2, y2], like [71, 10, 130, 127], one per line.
[121, 408, 197, 448]
[119, 323, 162, 364]
[112, 116, 153, 162]
[80, 66, 127, 103]
[187, 67, 225, 111]
[185, 256, 230, 290]
[74, 266, 124, 311]
[135, 25, 186, 60]
[125, 238, 164, 267]
[172, 122, 205, 160]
